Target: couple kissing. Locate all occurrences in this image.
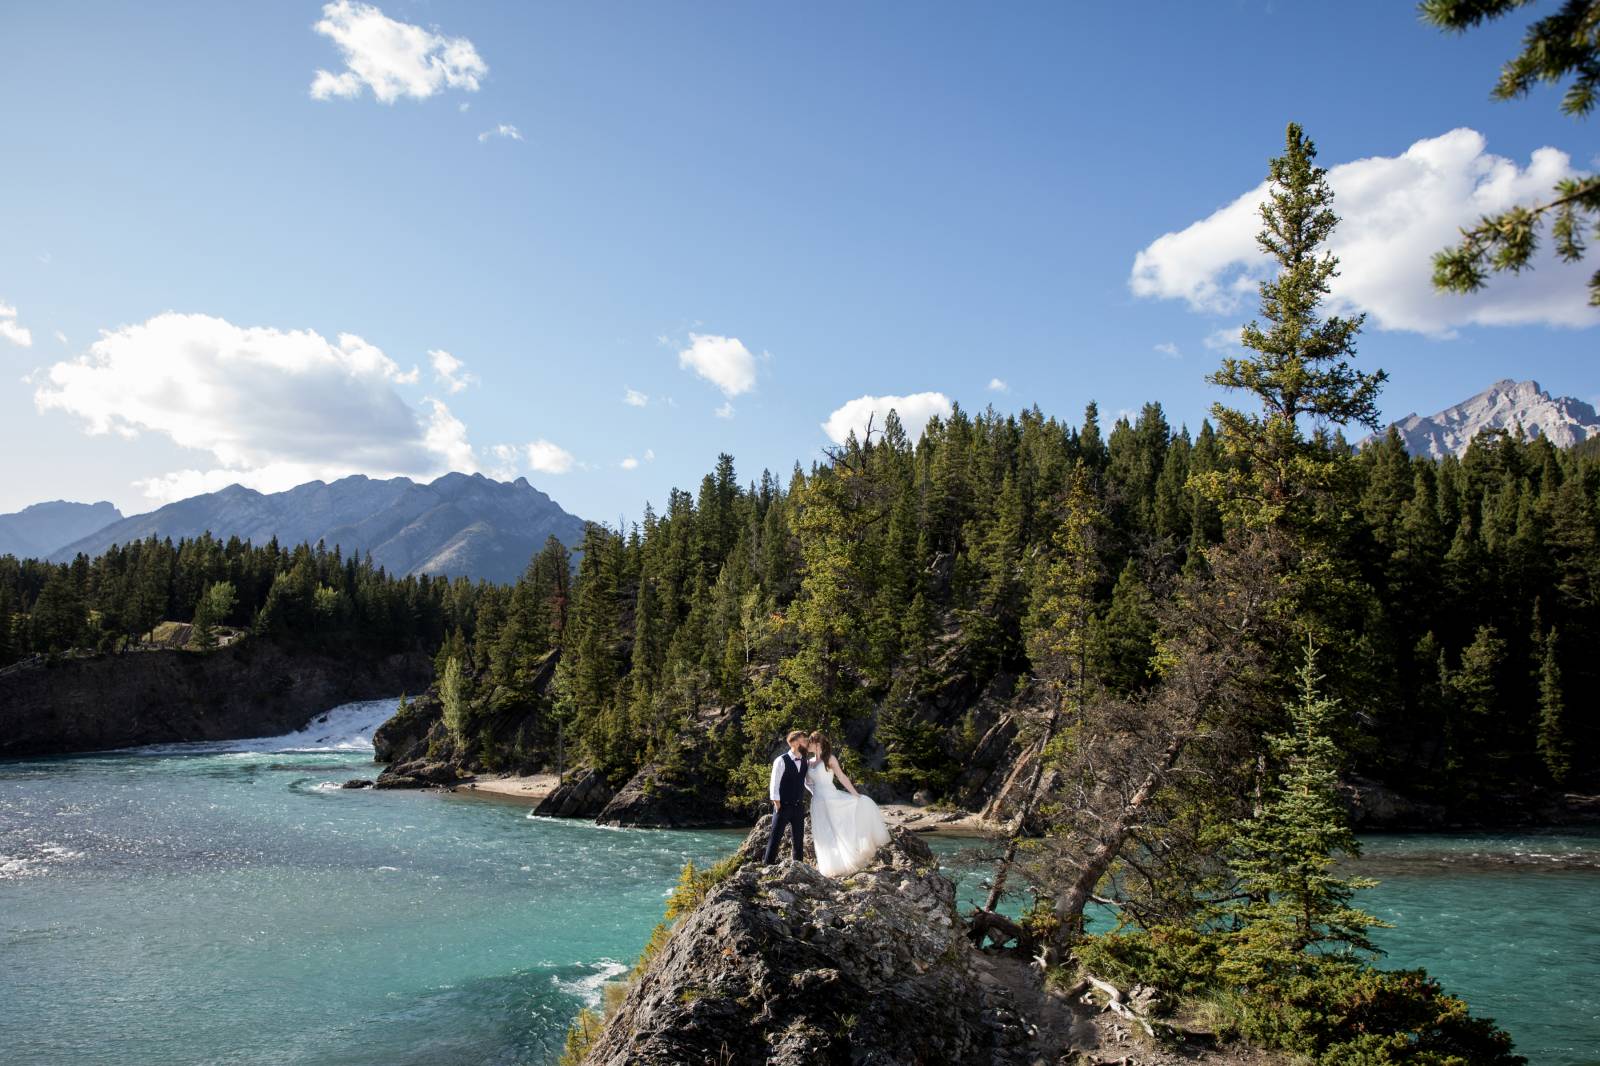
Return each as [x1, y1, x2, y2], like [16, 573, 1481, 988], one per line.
[763, 728, 891, 877]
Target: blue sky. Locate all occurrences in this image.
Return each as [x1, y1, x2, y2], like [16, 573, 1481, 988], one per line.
[1, 0, 1595, 522]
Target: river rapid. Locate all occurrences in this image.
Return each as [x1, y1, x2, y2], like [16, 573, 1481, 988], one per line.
[2, 698, 1595, 1065]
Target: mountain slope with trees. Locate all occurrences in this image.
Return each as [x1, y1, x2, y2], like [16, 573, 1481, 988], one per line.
[47, 472, 585, 583]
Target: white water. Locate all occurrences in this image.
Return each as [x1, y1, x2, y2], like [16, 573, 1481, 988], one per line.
[127, 697, 401, 756]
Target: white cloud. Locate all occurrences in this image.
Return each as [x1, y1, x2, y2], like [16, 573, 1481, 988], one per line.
[1203, 327, 1242, 351]
[619, 456, 639, 470]
[477, 123, 522, 143]
[33, 311, 477, 503]
[1130, 128, 1600, 334]
[0, 301, 33, 348]
[54, 329, 68, 347]
[622, 386, 649, 407]
[487, 439, 577, 477]
[310, 1, 487, 104]
[822, 391, 953, 446]
[428, 349, 476, 393]
[714, 401, 735, 419]
[678, 333, 757, 397]
[524, 439, 575, 474]
[1153, 341, 1181, 359]
[987, 377, 1009, 393]
[643, 448, 655, 462]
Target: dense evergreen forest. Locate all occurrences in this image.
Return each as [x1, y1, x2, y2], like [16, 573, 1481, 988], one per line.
[384, 399, 1594, 810]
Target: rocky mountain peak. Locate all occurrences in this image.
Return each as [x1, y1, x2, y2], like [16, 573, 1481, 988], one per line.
[1383, 378, 1600, 459]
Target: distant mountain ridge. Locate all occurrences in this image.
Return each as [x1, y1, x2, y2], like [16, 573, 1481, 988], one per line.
[0, 500, 123, 560]
[48, 473, 587, 584]
[1384, 379, 1600, 459]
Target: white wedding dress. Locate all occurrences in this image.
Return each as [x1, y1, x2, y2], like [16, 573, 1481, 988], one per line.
[807, 760, 891, 877]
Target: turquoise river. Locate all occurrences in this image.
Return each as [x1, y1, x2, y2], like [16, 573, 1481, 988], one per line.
[2, 699, 1595, 1065]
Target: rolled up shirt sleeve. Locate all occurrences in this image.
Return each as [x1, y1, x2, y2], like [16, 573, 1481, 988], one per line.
[769, 755, 783, 802]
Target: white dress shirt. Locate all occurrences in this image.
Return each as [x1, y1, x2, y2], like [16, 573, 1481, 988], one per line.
[769, 751, 811, 803]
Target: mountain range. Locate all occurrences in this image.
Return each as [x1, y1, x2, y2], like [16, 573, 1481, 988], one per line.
[7, 379, 1593, 578]
[0, 500, 124, 560]
[40, 473, 587, 584]
[1382, 379, 1600, 459]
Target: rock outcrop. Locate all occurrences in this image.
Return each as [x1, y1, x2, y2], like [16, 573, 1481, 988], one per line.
[0, 638, 431, 757]
[533, 767, 615, 817]
[372, 648, 560, 788]
[579, 822, 1294, 1066]
[596, 706, 748, 828]
[579, 822, 1061, 1065]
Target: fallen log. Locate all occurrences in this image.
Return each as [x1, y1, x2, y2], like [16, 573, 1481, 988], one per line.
[1084, 972, 1155, 1037]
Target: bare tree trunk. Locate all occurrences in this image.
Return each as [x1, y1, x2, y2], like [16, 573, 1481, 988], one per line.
[1053, 732, 1187, 943]
[982, 697, 1061, 913]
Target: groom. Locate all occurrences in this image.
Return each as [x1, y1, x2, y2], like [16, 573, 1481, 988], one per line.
[762, 729, 811, 864]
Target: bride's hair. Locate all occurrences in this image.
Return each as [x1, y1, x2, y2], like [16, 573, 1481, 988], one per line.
[807, 731, 832, 766]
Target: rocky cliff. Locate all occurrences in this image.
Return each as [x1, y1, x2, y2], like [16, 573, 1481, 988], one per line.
[578, 822, 1058, 1065]
[0, 638, 431, 757]
[575, 821, 1285, 1066]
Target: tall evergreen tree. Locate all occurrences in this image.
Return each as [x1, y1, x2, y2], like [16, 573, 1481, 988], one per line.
[1223, 644, 1385, 980]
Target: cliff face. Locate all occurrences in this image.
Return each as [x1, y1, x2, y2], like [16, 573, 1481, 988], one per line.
[0, 639, 431, 757]
[580, 822, 1055, 1066]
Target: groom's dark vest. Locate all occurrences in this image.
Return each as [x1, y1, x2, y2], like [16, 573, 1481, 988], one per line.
[777, 752, 808, 804]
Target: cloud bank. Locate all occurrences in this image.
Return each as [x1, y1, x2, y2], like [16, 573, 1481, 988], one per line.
[1130, 128, 1599, 334]
[32, 312, 573, 502]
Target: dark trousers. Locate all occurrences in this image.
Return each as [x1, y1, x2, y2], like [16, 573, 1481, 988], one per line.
[763, 803, 805, 863]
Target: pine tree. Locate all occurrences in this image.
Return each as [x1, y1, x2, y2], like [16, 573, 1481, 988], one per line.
[1093, 560, 1156, 687]
[1223, 643, 1385, 981]
[190, 581, 236, 650]
[1536, 628, 1573, 786]
[1202, 123, 1385, 528]
[440, 655, 468, 746]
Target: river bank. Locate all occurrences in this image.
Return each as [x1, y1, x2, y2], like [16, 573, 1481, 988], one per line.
[442, 772, 1002, 834]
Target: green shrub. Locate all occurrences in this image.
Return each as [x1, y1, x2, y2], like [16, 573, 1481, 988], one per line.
[1075, 926, 1221, 1001]
[1074, 930, 1522, 1065]
[1229, 960, 1524, 1065]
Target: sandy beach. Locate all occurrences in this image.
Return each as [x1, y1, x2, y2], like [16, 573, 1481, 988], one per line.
[880, 803, 999, 837]
[447, 773, 560, 806]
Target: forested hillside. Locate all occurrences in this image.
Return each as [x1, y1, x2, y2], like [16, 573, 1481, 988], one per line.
[0, 534, 471, 666]
[389, 401, 1597, 813]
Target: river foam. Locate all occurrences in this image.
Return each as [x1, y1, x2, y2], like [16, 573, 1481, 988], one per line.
[126, 697, 401, 757]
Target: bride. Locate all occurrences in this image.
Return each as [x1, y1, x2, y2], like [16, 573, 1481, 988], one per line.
[805, 730, 892, 877]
